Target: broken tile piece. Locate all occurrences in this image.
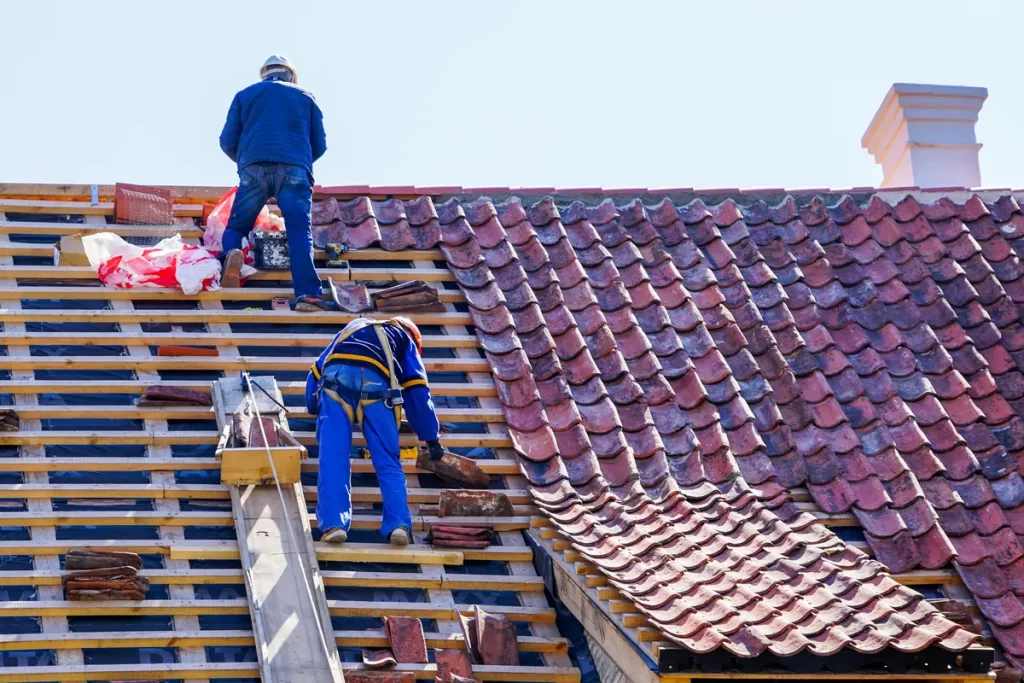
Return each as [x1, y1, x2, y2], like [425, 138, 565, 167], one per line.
[383, 615, 428, 664]
[435, 648, 474, 682]
[473, 606, 519, 666]
[362, 649, 397, 669]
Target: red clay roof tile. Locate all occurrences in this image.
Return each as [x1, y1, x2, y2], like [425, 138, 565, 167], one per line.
[313, 191, 1024, 662]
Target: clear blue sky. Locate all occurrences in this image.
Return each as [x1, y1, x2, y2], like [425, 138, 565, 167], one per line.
[3, 1, 1023, 190]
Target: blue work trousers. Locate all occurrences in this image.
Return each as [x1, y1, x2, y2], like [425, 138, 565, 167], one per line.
[315, 365, 412, 539]
[222, 162, 323, 300]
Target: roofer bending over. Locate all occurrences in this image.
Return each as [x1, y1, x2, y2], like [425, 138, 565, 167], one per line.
[305, 317, 445, 545]
[218, 55, 336, 312]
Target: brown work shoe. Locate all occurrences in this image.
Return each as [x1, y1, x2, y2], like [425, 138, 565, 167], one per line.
[389, 528, 410, 546]
[321, 527, 347, 544]
[220, 249, 244, 289]
[294, 295, 340, 312]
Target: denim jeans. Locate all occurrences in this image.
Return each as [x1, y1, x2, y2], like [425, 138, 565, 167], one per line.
[223, 162, 322, 300]
[316, 364, 412, 539]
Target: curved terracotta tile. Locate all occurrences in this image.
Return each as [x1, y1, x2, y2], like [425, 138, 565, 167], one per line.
[440, 240, 484, 270]
[379, 219, 415, 251]
[487, 350, 532, 382]
[519, 454, 568, 486]
[489, 260, 527, 292]
[469, 304, 514, 335]
[435, 193, 993, 661]
[462, 197, 498, 226]
[555, 423, 592, 460]
[495, 375, 539, 409]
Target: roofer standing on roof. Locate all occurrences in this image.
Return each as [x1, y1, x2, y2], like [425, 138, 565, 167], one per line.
[305, 317, 445, 545]
[218, 55, 336, 312]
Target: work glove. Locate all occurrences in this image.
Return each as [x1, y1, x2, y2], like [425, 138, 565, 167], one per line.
[427, 440, 445, 462]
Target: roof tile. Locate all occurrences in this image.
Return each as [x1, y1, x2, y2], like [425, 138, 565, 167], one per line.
[312, 191, 1024, 661]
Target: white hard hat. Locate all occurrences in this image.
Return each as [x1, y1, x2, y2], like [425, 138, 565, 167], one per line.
[260, 55, 297, 83]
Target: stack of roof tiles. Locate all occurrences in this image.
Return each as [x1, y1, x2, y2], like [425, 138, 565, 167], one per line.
[314, 191, 1024, 663]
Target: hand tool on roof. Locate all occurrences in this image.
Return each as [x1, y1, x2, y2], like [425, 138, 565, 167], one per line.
[0, 409, 19, 432]
[416, 446, 490, 489]
[137, 385, 212, 407]
[325, 243, 350, 267]
[371, 280, 445, 313]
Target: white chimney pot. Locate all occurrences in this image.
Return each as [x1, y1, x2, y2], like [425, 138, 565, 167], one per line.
[861, 83, 987, 189]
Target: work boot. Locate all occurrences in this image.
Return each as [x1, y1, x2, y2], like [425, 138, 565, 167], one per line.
[321, 527, 347, 544]
[389, 527, 410, 546]
[295, 295, 340, 312]
[220, 249, 244, 289]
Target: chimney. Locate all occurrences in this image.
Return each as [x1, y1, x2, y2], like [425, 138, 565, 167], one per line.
[861, 83, 988, 189]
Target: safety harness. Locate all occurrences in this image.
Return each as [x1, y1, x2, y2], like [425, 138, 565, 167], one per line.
[317, 320, 404, 427]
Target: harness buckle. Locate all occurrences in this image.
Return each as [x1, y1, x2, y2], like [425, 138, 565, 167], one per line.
[383, 389, 404, 409]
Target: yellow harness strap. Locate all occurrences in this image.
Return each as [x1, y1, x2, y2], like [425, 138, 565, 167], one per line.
[320, 319, 402, 428]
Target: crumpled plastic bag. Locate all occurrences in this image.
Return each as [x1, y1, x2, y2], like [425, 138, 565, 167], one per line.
[82, 232, 221, 295]
[202, 187, 282, 282]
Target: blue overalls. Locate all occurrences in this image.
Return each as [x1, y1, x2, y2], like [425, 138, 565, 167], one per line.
[305, 320, 440, 539]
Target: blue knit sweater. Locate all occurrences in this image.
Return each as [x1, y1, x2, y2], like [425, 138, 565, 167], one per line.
[219, 79, 327, 174]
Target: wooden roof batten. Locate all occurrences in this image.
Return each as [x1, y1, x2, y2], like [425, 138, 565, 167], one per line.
[0, 185, 999, 682]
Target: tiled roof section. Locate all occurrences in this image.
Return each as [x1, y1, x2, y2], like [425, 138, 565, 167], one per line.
[313, 192, 1019, 660]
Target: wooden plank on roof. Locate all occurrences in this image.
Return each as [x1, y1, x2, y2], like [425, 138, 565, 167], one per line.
[657, 674, 994, 682]
[0, 430, 511, 448]
[0, 355, 489, 373]
[0, 307, 471, 325]
[170, 538, 463, 564]
[0, 661, 582, 683]
[0, 508, 531, 533]
[0, 567, 544, 592]
[171, 540, 530, 564]
[0, 182, 231, 201]
[0, 281, 462, 302]
[0, 483, 535, 506]
[0, 455, 522, 476]
[0, 599, 556, 621]
[9, 404, 505, 422]
[0, 263, 455, 281]
[0, 378, 498, 397]
[0, 221, 204, 238]
[0, 244, 444, 260]
[0, 329, 474, 346]
[0, 628, 566, 653]
[0, 198, 203, 217]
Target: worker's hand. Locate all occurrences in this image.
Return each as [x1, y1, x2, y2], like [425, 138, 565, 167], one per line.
[427, 440, 445, 462]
